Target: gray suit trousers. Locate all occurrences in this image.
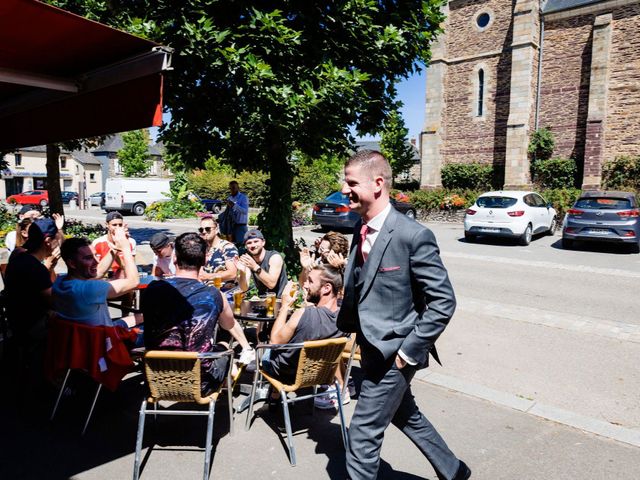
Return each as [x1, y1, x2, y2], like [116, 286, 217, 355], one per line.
[346, 363, 460, 480]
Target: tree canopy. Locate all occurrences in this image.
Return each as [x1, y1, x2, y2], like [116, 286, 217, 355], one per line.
[118, 129, 151, 177]
[380, 106, 416, 182]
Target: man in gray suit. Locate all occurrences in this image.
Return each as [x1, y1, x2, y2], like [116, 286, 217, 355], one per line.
[337, 150, 470, 480]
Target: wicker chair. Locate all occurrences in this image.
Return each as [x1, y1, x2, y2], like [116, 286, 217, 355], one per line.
[244, 337, 348, 466]
[341, 336, 361, 398]
[133, 350, 234, 480]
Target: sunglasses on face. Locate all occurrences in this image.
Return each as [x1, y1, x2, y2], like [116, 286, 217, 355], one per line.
[198, 226, 214, 234]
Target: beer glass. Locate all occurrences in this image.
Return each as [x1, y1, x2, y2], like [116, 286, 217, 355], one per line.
[233, 291, 244, 315]
[265, 292, 276, 317]
[213, 274, 222, 289]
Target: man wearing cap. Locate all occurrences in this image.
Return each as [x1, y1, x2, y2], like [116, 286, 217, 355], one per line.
[236, 229, 288, 297]
[91, 211, 137, 279]
[226, 181, 249, 244]
[4, 218, 62, 369]
[150, 232, 176, 278]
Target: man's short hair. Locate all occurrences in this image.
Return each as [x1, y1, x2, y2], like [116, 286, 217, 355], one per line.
[229, 180, 239, 187]
[321, 231, 349, 257]
[345, 149, 392, 190]
[312, 264, 343, 296]
[61, 237, 91, 263]
[106, 211, 123, 223]
[175, 232, 207, 270]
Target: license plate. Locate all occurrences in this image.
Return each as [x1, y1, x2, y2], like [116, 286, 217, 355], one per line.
[321, 209, 334, 213]
[480, 227, 500, 233]
[589, 228, 609, 234]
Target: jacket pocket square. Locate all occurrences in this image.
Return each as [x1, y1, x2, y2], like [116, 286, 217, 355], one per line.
[379, 266, 401, 272]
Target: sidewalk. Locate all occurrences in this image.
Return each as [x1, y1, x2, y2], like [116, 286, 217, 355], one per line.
[0, 368, 637, 480]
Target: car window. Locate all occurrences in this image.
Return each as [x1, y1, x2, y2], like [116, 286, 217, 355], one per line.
[523, 195, 536, 207]
[476, 196, 517, 208]
[326, 192, 348, 203]
[574, 197, 631, 210]
[532, 194, 546, 207]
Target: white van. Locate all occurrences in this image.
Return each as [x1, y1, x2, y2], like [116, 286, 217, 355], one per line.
[104, 178, 172, 215]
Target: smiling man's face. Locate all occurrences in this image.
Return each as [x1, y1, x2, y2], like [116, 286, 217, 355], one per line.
[341, 163, 380, 217]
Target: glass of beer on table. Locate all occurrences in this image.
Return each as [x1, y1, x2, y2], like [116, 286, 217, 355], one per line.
[213, 274, 222, 289]
[265, 292, 276, 317]
[233, 290, 244, 315]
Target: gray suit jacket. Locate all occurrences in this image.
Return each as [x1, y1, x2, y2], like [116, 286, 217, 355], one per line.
[336, 207, 456, 368]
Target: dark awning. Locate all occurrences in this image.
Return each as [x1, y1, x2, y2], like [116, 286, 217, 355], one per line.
[0, 0, 172, 150]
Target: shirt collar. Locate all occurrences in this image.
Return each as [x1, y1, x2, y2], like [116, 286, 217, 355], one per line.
[365, 202, 392, 232]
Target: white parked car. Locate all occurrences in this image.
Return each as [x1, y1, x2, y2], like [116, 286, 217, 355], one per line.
[464, 191, 557, 245]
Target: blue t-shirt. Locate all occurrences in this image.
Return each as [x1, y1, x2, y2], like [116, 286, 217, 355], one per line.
[53, 276, 113, 327]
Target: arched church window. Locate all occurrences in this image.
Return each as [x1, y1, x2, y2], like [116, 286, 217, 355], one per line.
[477, 69, 484, 117]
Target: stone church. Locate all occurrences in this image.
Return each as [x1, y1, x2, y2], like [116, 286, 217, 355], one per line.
[421, 0, 640, 189]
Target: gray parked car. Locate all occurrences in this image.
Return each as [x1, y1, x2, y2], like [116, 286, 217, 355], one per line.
[562, 191, 640, 253]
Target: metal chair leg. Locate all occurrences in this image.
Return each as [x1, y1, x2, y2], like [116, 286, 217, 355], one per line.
[334, 380, 349, 449]
[342, 348, 357, 398]
[226, 365, 234, 436]
[50, 368, 71, 421]
[311, 385, 318, 415]
[81, 383, 102, 435]
[280, 389, 296, 466]
[133, 399, 147, 480]
[244, 367, 261, 431]
[203, 401, 216, 480]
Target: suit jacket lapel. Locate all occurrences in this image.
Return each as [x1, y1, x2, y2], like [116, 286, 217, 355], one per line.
[356, 208, 398, 301]
[343, 220, 362, 289]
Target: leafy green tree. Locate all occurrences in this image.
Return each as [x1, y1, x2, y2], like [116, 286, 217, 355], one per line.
[379, 107, 416, 183]
[50, 0, 446, 257]
[118, 129, 151, 177]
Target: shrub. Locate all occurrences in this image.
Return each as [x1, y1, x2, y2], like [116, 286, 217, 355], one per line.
[63, 219, 106, 241]
[187, 169, 269, 206]
[291, 161, 341, 204]
[145, 198, 204, 221]
[528, 127, 556, 161]
[602, 156, 640, 191]
[531, 157, 577, 189]
[409, 188, 480, 212]
[539, 188, 582, 219]
[441, 163, 493, 190]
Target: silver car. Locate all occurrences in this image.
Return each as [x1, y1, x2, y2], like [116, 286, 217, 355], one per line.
[562, 191, 640, 253]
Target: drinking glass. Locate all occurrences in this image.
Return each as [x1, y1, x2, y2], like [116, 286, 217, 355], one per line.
[213, 274, 222, 289]
[265, 292, 276, 317]
[233, 291, 244, 315]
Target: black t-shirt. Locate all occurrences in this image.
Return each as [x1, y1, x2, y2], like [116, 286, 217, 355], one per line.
[252, 250, 288, 297]
[5, 251, 52, 336]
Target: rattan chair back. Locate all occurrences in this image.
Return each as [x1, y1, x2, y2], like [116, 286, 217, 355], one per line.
[291, 337, 347, 390]
[144, 351, 211, 405]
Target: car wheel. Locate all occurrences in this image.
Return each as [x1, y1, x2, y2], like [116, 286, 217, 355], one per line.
[519, 224, 532, 246]
[132, 202, 146, 216]
[562, 238, 574, 250]
[405, 209, 416, 220]
[40, 199, 48, 207]
[464, 231, 475, 243]
[212, 204, 222, 214]
[547, 216, 558, 235]
[630, 242, 640, 254]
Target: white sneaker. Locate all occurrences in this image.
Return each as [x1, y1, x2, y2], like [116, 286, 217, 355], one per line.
[347, 378, 356, 397]
[314, 389, 350, 409]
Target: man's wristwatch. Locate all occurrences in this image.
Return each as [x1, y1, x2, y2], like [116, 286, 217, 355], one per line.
[253, 266, 262, 275]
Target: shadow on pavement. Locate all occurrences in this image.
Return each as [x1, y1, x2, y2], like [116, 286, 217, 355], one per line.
[549, 238, 637, 255]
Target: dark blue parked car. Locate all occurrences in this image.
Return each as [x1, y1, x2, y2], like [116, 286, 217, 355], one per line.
[312, 191, 416, 230]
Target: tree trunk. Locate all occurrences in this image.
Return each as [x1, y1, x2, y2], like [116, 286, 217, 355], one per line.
[46, 144, 64, 216]
[259, 140, 297, 275]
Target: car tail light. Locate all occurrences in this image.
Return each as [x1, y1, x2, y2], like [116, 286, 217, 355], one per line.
[622, 230, 636, 237]
[617, 210, 640, 218]
[312, 205, 320, 212]
[335, 205, 350, 213]
[567, 209, 584, 216]
[465, 209, 476, 215]
[507, 210, 525, 217]
[564, 227, 576, 233]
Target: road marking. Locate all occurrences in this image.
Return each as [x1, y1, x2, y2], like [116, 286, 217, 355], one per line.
[442, 251, 640, 279]
[415, 371, 640, 448]
[457, 296, 640, 343]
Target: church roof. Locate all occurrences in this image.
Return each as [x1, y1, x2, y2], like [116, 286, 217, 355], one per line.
[542, 0, 605, 14]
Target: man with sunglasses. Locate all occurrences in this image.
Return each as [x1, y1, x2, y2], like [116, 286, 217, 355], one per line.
[198, 215, 239, 296]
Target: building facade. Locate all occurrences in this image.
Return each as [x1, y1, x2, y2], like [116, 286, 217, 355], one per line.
[421, 0, 640, 189]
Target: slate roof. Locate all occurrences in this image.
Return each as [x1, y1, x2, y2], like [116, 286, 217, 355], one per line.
[542, 0, 605, 14]
[71, 149, 102, 165]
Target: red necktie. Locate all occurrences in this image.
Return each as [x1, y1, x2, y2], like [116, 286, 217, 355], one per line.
[357, 223, 369, 265]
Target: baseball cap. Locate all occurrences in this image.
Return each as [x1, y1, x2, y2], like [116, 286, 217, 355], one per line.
[105, 211, 123, 223]
[23, 218, 58, 252]
[244, 229, 264, 243]
[150, 232, 172, 250]
[18, 204, 41, 216]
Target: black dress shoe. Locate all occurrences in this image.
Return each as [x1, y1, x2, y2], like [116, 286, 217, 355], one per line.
[452, 460, 471, 480]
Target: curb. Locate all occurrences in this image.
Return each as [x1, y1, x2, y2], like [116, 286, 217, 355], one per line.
[415, 370, 640, 448]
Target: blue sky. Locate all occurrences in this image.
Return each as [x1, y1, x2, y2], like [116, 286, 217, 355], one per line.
[151, 69, 427, 144]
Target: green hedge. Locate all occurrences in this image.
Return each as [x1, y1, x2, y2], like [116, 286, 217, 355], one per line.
[531, 157, 577, 189]
[602, 156, 640, 191]
[441, 163, 493, 190]
[187, 169, 269, 206]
